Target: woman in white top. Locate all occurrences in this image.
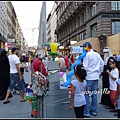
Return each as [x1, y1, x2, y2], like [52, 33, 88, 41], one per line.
[106, 57, 119, 112]
[69, 64, 87, 118]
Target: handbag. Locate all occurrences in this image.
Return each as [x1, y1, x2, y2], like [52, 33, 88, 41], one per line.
[60, 65, 66, 72]
[20, 62, 26, 68]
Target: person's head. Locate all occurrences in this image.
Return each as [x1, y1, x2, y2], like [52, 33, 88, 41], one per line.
[12, 47, 19, 55]
[113, 53, 116, 56]
[103, 47, 112, 65]
[58, 52, 63, 58]
[108, 57, 118, 69]
[0, 50, 8, 57]
[48, 56, 51, 61]
[74, 64, 87, 82]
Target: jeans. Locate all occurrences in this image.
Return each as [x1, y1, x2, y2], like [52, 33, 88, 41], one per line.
[84, 80, 98, 116]
[8, 73, 25, 91]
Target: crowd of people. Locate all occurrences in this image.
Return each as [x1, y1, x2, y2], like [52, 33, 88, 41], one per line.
[1, 43, 120, 118]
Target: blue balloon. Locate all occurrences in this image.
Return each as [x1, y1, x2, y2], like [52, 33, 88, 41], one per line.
[45, 43, 50, 47]
[62, 49, 87, 87]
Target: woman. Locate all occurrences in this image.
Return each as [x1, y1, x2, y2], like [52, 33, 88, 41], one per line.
[100, 47, 113, 109]
[20, 55, 26, 75]
[0, 50, 13, 100]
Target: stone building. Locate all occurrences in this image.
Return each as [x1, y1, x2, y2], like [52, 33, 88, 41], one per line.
[46, 3, 57, 43]
[55, 1, 120, 54]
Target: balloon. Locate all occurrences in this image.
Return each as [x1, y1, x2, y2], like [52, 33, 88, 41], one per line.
[59, 72, 64, 77]
[50, 43, 58, 53]
[62, 49, 87, 87]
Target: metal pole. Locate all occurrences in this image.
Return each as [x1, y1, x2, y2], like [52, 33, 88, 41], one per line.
[38, 59, 43, 118]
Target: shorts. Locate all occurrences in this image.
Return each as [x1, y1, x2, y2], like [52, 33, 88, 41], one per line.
[8, 73, 25, 91]
[25, 62, 28, 67]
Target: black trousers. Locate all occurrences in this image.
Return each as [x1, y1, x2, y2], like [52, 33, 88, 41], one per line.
[74, 105, 85, 118]
[118, 109, 120, 118]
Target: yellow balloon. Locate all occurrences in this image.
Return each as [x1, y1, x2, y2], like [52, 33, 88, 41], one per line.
[50, 43, 58, 53]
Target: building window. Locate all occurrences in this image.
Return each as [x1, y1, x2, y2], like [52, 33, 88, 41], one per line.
[90, 3, 96, 16]
[78, 30, 86, 41]
[91, 23, 97, 37]
[111, 1, 120, 10]
[83, 30, 86, 40]
[112, 21, 120, 34]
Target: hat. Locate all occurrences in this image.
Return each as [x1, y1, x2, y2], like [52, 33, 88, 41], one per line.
[12, 47, 19, 53]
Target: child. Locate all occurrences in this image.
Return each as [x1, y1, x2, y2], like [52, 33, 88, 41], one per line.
[114, 64, 120, 118]
[69, 64, 87, 118]
[106, 57, 119, 112]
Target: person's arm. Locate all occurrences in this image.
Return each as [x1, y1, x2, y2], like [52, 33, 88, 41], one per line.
[15, 57, 22, 81]
[114, 82, 120, 107]
[83, 56, 89, 71]
[59, 59, 63, 70]
[99, 55, 104, 74]
[106, 70, 118, 81]
[41, 62, 48, 76]
[69, 83, 74, 110]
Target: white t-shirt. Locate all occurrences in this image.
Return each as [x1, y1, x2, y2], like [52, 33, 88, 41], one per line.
[8, 54, 20, 73]
[109, 68, 119, 90]
[59, 57, 65, 66]
[71, 79, 87, 107]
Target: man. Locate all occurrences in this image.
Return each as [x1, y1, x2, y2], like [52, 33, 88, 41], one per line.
[82, 42, 104, 117]
[32, 55, 48, 76]
[4, 47, 26, 104]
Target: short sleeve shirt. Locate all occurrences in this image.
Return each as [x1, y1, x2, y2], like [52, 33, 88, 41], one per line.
[71, 79, 86, 107]
[109, 68, 119, 90]
[8, 54, 20, 73]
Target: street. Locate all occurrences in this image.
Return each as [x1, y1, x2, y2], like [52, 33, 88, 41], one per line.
[0, 67, 118, 118]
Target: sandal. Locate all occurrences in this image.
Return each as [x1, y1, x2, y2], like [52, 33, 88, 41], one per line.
[20, 99, 27, 102]
[106, 106, 113, 109]
[3, 100, 11, 104]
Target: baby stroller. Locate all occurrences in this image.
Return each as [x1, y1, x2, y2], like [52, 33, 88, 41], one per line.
[12, 84, 21, 95]
[12, 82, 29, 95]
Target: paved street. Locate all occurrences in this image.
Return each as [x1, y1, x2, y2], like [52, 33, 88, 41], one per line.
[0, 67, 118, 118]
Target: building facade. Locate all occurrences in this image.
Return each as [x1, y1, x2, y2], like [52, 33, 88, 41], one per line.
[0, 2, 8, 49]
[56, 1, 120, 54]
[46, 13, 51, 43]
[46, 2, 57, 43]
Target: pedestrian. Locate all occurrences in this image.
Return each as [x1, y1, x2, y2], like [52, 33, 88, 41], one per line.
[106, 57, 119, 112]
[71, 55, 75, 64]
[68, 54, 72, 71]
[32, 55, 48, 76]
[25, 54, 29, 72]
[82, 42, 104, 117]
[100, 47, 113, 109]
[114, 64, 120, 118]
[58, 52, 66, 72]
[0, 50, 13, 100]
[3, 47, 26, 104]
[64, 53, 69, 74]
[20, 55, 26, 75]
[69, 64, 87, 118]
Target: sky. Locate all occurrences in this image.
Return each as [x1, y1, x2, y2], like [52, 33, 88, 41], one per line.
[12, 1, 54, 47]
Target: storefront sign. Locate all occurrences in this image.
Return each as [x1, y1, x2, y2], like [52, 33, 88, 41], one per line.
[71, 46, 83, 54]
[7, 43, 11, 47]
[7, 39, 15, 43]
